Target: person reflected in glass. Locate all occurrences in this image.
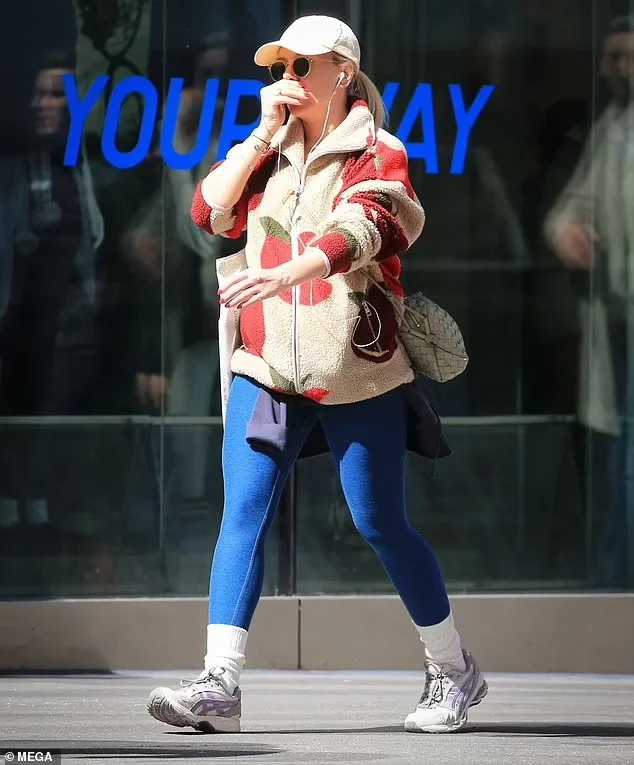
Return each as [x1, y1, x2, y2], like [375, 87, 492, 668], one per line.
[124, 31, 244, 521]
[148, 16, 487, 735]
[545, 16, 634, 588]
[126, 30, 245, 412]
[0, 49, 105, 568]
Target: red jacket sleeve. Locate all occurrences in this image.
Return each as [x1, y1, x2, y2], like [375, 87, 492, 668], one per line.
[310, 136, 425, 276]
[190, 156, 250, 240]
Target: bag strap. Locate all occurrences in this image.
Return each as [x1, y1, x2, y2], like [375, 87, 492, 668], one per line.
[361, 269, 423, 325]
[361, 269, 433, 362]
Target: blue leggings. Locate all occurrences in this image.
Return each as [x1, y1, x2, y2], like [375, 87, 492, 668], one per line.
[209, 375, 451, 628]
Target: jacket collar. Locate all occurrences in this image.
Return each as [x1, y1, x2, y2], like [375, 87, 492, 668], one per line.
[272, 99, 376, 172]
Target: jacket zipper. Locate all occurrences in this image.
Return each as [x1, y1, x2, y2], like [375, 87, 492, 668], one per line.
[291, 188, 302, 392]
[282, 155, 302, 393]
[282, 143, 367, 393]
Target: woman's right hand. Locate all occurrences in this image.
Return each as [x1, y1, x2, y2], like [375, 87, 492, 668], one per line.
[258, 78, 310, 138]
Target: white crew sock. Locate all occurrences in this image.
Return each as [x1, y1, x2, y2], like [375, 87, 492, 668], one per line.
[0, 499, 19, 528]
[416, 612, 466, 672]
[204, 624, 248, 693]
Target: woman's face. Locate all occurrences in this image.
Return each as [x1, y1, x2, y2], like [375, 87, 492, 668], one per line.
[31, 68, 71, 137]
[275, 49, 346, 117]
[601, 31, 634, 104]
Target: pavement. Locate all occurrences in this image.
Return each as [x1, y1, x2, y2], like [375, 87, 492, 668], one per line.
[2, 671, 634, 764]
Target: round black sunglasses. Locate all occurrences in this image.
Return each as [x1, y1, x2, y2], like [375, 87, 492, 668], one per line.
[269, 57, 339, 81]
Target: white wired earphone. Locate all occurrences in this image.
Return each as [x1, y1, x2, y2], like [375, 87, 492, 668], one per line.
[275, 67, 350, 211]
[275, 67, 384, 352]
[311, 70, 349, 154]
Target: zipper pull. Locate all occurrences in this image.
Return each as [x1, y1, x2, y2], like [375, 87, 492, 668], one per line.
[283, 186, 303, 205]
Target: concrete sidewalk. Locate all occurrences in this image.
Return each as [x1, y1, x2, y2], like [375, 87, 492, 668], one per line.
[2, 671, 634, 764]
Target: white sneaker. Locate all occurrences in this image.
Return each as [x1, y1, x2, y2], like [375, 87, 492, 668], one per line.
[147, 668, 241, 733]
[404, 649, 487, 733]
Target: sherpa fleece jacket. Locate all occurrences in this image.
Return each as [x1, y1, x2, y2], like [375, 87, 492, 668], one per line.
[191, 99, 426, 405]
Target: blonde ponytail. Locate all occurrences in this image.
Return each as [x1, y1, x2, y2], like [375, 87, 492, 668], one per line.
[351, 70, 387, 129]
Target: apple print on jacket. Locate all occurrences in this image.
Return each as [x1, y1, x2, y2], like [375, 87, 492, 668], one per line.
[239, 216, 333, 361]
[240, 301, 266, 358]
[259, 217, 332, 305]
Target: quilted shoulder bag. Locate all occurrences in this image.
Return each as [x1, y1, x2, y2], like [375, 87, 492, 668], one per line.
[365, 273, 469, 383]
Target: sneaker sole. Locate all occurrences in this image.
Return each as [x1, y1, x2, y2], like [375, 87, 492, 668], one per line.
[147, 689, 241, 733]
[404, 678, 488, 734]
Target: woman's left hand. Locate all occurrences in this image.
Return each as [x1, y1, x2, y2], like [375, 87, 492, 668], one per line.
[219, 267, 288, 308]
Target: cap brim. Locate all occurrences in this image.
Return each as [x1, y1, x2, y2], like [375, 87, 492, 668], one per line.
[254, 40, 333, 66]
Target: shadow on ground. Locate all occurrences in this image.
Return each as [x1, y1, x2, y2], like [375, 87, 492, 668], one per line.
[1, 742, 282, 760]
[235, 722, 634, 738]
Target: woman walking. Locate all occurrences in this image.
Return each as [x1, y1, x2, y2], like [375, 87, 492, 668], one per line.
[148, 14, 486, 734]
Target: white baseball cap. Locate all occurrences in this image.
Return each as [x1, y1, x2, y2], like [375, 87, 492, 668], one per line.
[254, 15, 361, 70]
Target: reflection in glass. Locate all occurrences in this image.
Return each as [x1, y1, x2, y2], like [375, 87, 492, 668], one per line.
[545, 14, 634, 588]
[1, 0, 633, 599]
